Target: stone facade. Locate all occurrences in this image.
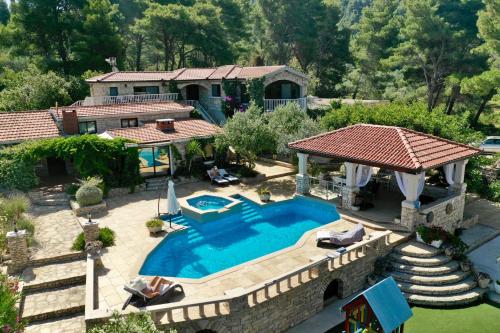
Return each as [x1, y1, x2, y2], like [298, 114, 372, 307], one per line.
[158, 240, 389, 333]
[70, 200, 107, 218]
[89, 81, 170, 97]
[341, 187, 358, 210]
[417, 193, 466, 232]
[295, 174, 310, 194]
[6, 230, 30, 274]
[263, 70, 309, 97]
[82, 220, 100, 243]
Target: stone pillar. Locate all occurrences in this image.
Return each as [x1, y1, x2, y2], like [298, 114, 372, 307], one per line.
[342, 162, 359, 209]
[399, 172, 424, 231]
[169, 145, 176, 176]
[296, 153, 310, 194]
[6, 230, 29, 274]
[83, 220, 99, 243]
[450, 159, 468, 194]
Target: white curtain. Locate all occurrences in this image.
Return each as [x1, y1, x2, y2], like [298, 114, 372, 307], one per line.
[443, 163, 455, 185]
[395, 171, 425, 198]
[355, 165, 373, 187]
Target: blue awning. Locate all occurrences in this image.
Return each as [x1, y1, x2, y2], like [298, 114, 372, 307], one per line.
[351, 277, 413, 332]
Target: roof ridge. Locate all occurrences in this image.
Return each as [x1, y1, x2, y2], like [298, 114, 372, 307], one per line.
[396, 128, 422, 170]
[400, 127, 481, 153]
[171, 68, 187, 80]
[96, 72, 118, 82]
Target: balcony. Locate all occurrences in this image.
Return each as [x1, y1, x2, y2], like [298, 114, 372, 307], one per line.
[263, 97, 307, 112]
[71, 93, 180, 107]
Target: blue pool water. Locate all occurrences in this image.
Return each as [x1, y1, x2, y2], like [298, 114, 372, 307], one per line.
[140, 195, 340, 278]
[187, 195, 232, 211]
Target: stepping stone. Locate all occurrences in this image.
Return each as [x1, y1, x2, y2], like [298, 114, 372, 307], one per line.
[391, 270, 470, 286]
[405, 288, 486, 307]
[392, 261, 459, 276]
[21, 285, 86, 323]
[397, 277, 477, 296]
[22, 260, 86, 291]
[393, 240, 443, 258]
[390, 253, 451, 267]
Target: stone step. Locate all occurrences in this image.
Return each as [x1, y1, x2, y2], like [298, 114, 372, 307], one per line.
[392, 270, 470, 286]
[392, 261, 460, 276]
[21, 285, 86, 323]
[393, 240, 443, 258]
[25, 313, 85, 333]
[390, 253, 451, 267]
[398, 277, 477, 296]
[35, 198, 69, 206]
[404, 288, 486, 307]
[22, 260, 86, 292]
[31, 252, 86, 267]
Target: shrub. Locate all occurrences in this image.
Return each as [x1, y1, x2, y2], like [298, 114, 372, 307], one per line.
[0, 194, 30, 222]
[71, 227, 115, 251]
[88, 311, 163, 333]
[0, 274, 25, 332]
[65, 183, 80, 196]
[0, 195, 34, 252]
[75, 185, 103, 207]
[146, 218, 164, 228]
[0, 158, 38, 191]
[257, 186, 271, 196]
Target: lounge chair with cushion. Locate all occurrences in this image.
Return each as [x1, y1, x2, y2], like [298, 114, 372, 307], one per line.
[207, 170, 230, 185]
[122, 276, 184, 310]
[316, 223, 365, 247]
[218, 168, 239, 183]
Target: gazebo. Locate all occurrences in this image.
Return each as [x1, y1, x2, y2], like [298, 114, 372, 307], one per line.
[288, 124, 481, 231]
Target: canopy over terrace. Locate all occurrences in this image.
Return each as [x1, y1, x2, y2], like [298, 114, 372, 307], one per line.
[288, 124, 481, 231]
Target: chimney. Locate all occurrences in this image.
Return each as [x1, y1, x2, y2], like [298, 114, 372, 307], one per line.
[62, 110, 79, 135]
[156, 118, 175, 132]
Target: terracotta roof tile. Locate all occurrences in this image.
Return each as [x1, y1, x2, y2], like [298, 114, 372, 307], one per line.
[51, 101, 193, 119]
[86, 70, 182, 82]
[104, 119, 220, 144]
[288, 124, 480, 173]
[0, 111, 60, 144]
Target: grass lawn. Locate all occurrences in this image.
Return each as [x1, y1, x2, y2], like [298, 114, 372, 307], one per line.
[405, 302, 500, 333]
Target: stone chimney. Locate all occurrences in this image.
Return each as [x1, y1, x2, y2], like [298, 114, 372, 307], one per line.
[156, 118, 175, 132]
[62, 110, 79, 135]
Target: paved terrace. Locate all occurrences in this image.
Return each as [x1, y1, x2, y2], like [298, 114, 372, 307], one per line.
[88, 175, 407, 315]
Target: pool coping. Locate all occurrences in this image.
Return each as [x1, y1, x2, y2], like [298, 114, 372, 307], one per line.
[130, 194, 386, 285]
[180, 194, 242, 222]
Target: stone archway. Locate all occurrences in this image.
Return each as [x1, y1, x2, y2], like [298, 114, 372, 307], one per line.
[264, 80, 301, 99]
[322, 278, 343, 305]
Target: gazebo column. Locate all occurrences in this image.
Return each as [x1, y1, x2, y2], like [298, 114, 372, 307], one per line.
[342, 162, 359, 209]
[450, 159, 468, 194]
[400, 173, 422, 231]
[296, 153, 310, 194]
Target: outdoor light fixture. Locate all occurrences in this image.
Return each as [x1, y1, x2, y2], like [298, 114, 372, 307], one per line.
[88, 213, 92, 223]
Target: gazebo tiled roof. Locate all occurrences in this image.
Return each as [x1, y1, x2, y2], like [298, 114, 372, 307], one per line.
[288, 124, 481, 173]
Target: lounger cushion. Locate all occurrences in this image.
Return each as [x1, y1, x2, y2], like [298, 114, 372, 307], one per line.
[317, 224, 365, 246]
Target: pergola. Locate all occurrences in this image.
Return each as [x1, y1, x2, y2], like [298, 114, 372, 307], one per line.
[288, 124, 481, 231]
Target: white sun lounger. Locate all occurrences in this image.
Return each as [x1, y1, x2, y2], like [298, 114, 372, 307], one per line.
[218, 168, 239, 183]
[207, 170, 230, 185]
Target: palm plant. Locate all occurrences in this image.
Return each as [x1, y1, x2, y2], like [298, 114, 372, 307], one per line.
[185, 140, 205, 172]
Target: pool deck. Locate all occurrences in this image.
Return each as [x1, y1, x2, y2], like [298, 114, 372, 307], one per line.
[87, 175, 407, 313]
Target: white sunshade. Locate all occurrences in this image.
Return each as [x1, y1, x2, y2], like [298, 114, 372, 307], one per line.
[167, 180, 181, 216]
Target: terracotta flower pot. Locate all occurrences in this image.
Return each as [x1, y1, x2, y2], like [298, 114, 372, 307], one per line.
[259, 193, 271, 202]
[478, 277, 491, 289]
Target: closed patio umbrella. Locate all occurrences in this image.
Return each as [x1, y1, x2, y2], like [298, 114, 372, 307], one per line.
[166, 180, 181, 228]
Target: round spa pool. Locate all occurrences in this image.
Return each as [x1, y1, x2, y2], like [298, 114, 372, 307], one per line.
[186, 195, 232, 211]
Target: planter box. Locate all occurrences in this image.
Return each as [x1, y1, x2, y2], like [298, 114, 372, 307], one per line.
[416, 232, 443, 249]
[70, 200, 107, 217]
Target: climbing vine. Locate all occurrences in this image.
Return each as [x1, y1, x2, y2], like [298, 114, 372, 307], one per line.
[247, 76, 265, 108]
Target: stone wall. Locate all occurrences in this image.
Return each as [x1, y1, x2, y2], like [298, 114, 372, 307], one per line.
[159, 243, 389, 333]
[89, 82, 169, 97]
[416, 193, 466, 232]
[263, 70, 309, 97]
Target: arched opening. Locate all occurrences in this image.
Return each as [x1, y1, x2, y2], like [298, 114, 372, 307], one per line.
[264, 80, 301, 99]
[185, 84, 200, 101]
[196, 330, 217, 333]
[323, 279, 342, 305]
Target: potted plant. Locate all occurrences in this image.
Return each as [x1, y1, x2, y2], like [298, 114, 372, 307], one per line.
[257, 186, 271, 202]
[458, 256, 472, 272]
[146, 218, 164, 234]
[477, 272, 491, 289]
[446, 234, 469, 260]
[495, 280, 500, 295]
[416, 226, 445, 249]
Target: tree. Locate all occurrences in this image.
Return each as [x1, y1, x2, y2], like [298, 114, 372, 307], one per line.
[0, 0, 9, 25]
[0, 66, 71, 112]
[185, 139, 205, 172]
[74, 0, 124, 73]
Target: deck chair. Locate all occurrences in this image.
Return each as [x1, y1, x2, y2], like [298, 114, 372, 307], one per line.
[218, 168, 239, 183]
[207, 170, 230, 185]
[316, 223, 365, 247]
[122, 277, 184, 310]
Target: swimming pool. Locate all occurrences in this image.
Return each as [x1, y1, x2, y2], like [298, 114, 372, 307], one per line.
[140, 195, 340, 279]
[187, 195, 232, 211]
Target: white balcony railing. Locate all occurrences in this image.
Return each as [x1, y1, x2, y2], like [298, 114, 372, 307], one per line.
[264, 97, 307, 112]
[72, 93, 180, 107]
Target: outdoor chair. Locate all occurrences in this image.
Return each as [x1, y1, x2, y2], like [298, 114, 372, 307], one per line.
[122, 276, 184, 310]
[316, 223, 366, 247]
[218, 168, 239, 183]
[207, 170, 230, 185]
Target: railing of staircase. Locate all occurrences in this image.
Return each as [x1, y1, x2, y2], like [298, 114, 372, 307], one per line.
[185, 100, 217, 124]
[263, 97, 307, 112]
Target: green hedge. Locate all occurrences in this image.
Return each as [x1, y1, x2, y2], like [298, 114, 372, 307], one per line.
[0, 135, 141, 191]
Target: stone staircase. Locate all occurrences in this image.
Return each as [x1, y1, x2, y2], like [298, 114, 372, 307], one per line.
[390, 240, 486, 307]
[20, 257, 87, 332]
[145, 177, 168, 191]
[28, 191, 69, 206]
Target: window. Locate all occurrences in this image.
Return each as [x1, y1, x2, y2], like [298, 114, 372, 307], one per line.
[78, 121, 97, 134]
[211, 84, 221, 97]
[133, 86, 160, 95]
[121, 118, 138, 128]
[109, 87, 118, 96]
